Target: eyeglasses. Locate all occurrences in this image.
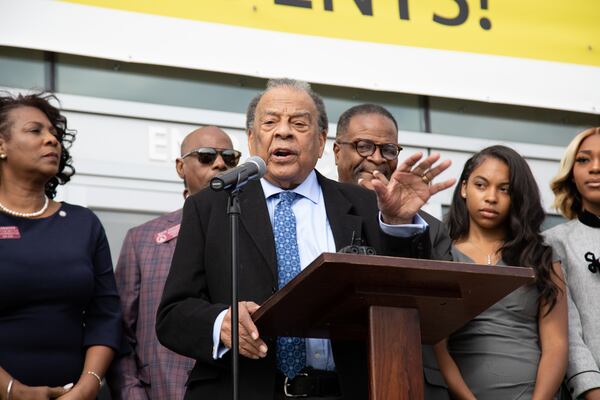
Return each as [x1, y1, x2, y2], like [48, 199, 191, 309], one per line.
[336, 139, 402, 161]
[181, 147, 241, 168]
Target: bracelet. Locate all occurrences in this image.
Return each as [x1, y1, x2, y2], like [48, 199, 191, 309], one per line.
[6, 379, 13, 400]
[85, 371, 102, 387]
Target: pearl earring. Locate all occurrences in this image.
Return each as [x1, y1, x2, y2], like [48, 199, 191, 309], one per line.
[0, 153, 6, 160]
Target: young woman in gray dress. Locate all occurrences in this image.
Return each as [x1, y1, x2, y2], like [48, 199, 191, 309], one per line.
[434, 145, 568, 400]
[544, 127, 600, 400]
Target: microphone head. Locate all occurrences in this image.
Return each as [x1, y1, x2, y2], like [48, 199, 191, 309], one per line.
[209, 156, 267, 192]
[247, 156, 267, 178]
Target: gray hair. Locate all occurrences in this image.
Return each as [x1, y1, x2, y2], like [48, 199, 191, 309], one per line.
[245, 78, 328, 133]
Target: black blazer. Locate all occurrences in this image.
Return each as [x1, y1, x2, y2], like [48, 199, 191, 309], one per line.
[156, 172, 451, 400]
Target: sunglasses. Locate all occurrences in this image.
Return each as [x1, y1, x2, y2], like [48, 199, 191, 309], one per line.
[181, 147, 241, 168]
[336, 139, 402, 161]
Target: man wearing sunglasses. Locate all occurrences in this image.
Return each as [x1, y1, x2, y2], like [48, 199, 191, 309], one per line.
[157, 80, 455, 400]
[107, 126, 239, 400]
[334, 104, 451, 400]
[176, 131, 241, 197]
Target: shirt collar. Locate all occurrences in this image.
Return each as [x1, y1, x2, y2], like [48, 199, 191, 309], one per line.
[260, 170, 320, 204]
[579, 209, 600, 228]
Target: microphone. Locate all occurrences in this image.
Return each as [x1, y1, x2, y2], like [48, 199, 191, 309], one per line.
[338, 231, 376, 255]
[210, 156, 267, 191]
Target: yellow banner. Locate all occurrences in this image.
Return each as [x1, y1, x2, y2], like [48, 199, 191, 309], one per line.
[64, 0, 600, 67]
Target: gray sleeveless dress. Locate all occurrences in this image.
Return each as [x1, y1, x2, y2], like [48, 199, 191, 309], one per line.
[448, 247, 557, 400]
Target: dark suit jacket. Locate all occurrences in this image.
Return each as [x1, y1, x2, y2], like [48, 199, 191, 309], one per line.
[156, 172, 451, 400]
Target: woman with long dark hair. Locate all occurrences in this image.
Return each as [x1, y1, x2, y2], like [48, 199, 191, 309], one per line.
[0, 93, 121, 400]
[544, 127, 600, 399]
[434, 145, 567, 399]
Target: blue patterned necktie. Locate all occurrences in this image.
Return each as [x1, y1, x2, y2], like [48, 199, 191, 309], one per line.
[273, 191, 306, 379]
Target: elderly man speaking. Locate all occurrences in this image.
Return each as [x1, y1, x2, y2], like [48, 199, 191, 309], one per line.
[156, 79, 455, 400]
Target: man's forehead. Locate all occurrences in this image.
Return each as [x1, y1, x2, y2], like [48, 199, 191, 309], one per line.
[349, 113, 394, 127]
[261, 109, 313, 119]
[346, 113, 398, 140]
[182, 128, 231, 152]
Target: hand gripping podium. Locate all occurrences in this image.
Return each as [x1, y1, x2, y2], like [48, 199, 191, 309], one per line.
[252, 253, 535, 400]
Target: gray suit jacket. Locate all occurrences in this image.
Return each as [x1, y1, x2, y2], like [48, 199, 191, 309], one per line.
[545, 219, 600, 399]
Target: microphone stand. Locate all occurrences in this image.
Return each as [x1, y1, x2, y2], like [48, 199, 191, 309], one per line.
[227, 187, 241, 400]
[211, 161, 265, 400]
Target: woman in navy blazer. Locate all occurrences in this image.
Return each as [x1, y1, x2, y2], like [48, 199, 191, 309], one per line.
[0, 93, 121, 400]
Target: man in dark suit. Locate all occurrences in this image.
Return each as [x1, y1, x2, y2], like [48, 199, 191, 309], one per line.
[156, 79, 455, 399]
[108, 126, 241, 399]
[334, 104, 451, 399]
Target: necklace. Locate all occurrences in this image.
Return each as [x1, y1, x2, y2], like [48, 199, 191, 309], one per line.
[0, 195, 49, 218]
[461, 241, 501, 266]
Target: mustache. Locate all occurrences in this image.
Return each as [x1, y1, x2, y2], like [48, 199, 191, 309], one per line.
[352, 161, 392, 179]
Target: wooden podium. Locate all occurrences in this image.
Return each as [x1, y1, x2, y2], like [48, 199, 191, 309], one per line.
[252, 253, 534, 400]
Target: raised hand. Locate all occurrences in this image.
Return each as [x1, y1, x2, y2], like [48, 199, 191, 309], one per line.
[364, 152, 456, 224]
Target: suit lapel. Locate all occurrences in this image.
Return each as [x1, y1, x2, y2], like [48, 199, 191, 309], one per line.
[318, 173, 363, 251]
[239, 181, 277, 280]
[238, 175, 364, 278]
[166, 208, 182, 224]
[165, 210, 182, 249]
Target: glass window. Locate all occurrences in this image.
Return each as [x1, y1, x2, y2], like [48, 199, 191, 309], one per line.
[54, 53, 423, 133]
[429, 97, 600, 146]
[312, 83, 423, 132]
[7, 48, 595, 149]
[542, 214, 567, 231]
[93, 209, 161, 268]
[56, 54, 265, 114]
[0, 46, 47, 90]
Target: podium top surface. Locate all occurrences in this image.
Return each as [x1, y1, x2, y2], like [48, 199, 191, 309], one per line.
[253, 253, 535, 344]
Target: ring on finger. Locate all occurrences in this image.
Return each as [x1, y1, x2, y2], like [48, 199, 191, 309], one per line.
[421, 173, 431, 184]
